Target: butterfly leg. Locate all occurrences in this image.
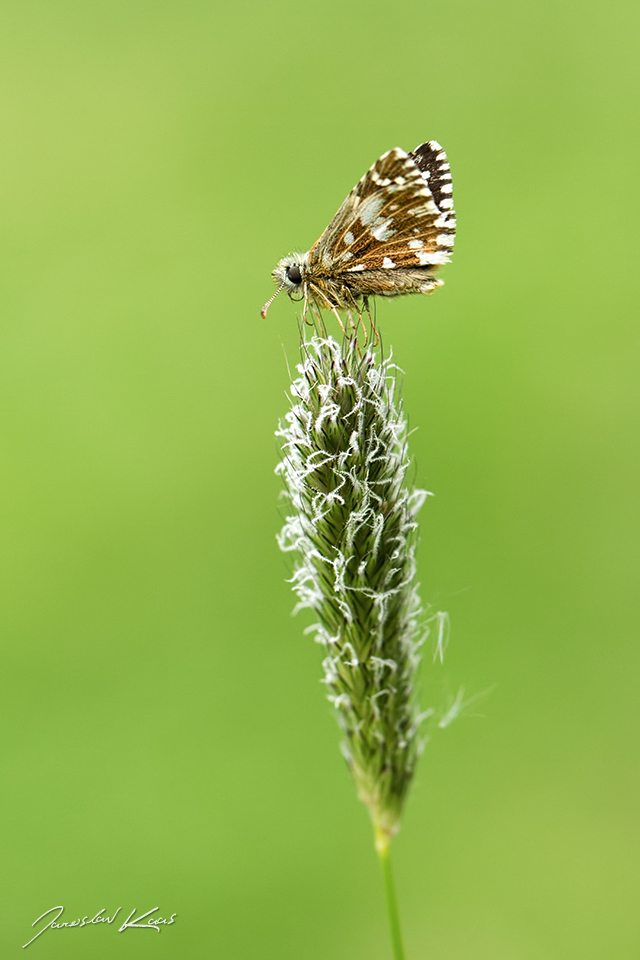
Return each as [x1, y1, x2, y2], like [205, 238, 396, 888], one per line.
[335, 309, 348, 339]
[303, 289, 328, 337]
[345, 294, 368, 350]
[310, 284, 348, 338]
[363, 297, 379, 347]
[356, 302, 369, 350]
[301, 287, 315, 327]
[350, 305, 368, 349]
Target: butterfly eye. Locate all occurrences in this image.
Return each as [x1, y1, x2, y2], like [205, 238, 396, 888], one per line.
[287, 264, 302, 284]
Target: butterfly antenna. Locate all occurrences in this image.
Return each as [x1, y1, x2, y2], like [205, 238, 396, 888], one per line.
[261, 280, 286, 319]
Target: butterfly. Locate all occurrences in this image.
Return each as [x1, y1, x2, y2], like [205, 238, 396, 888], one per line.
[261, 140, 455, 327]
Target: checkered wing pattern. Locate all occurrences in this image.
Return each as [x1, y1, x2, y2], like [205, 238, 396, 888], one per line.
[408, 140, 455, 213]
[308, 142, 455, 275]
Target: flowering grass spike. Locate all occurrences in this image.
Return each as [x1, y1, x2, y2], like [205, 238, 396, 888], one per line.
[277, 336, 429, 845]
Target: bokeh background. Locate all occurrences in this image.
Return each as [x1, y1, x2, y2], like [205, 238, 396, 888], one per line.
[1, 0, 639, 957]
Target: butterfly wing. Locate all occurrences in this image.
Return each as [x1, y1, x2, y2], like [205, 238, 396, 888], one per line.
[408, 140, 455, 213]
[308, 143, 455, 276]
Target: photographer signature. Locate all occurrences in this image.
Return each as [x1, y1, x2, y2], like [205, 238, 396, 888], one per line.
[23, 906, 177, 947]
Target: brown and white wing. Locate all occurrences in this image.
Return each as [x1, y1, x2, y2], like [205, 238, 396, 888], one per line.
[408, 140, 455, 213]
[308, 144, 455, 275]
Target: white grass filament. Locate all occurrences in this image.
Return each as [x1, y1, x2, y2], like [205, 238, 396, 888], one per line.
[276, 335, 429, 840]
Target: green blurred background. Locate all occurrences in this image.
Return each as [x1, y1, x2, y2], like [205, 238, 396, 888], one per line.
[1, 0, 639, 956]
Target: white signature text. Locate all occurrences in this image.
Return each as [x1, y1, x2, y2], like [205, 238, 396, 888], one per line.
[23, 906, 177, 947]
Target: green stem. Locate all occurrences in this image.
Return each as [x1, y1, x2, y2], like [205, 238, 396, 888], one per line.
[375, 825, 406, 960]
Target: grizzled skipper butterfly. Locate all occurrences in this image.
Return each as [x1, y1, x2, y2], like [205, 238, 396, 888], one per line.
[261, 140, 455, 332]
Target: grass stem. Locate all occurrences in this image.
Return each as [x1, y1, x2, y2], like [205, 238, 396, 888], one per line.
[375, 826, 406, 960]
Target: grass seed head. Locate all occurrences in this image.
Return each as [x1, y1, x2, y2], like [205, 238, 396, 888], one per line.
[276, 335, 429, 836]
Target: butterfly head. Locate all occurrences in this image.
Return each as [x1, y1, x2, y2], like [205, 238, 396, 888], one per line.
[261, 253, 309, 318]
[273, 253, 309, 294]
